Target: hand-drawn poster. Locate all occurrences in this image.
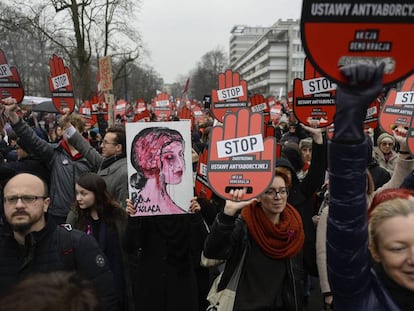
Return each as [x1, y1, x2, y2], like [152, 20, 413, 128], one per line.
[126, 120, 193, 216]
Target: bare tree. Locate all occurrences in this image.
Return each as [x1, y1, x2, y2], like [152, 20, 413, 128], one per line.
[189, 46, 228, 100]
[2, 0, 143, 100]
[113, 62, 163, 103]
[0, 2, 51, 96]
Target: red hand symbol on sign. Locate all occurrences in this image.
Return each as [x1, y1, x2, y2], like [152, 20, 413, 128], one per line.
[153, 93, 172, 120]
[293, 59, 336, 128]
[154, 92, 169, 102]
[211, 69, 248, 121]
[249, 94, 270, 124]
[0, 49, 24, 104]
[207, 108, 275, 200]
[380, 74, 414, 135]
[179, 105, 192, 120]
[195, 148, 214, 200]
[48, 54, 75, 114]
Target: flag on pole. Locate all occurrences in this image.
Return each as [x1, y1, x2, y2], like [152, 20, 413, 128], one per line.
[183, 78, 190, 94]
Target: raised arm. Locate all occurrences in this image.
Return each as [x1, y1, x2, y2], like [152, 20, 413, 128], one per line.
[2, 97, 54, 163]
[327, 63, 385, 308]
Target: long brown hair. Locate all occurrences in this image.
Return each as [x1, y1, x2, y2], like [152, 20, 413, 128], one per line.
[73, 172, 125, 231]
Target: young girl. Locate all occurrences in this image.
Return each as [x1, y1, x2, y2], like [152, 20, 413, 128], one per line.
[66, 172, 132, 310]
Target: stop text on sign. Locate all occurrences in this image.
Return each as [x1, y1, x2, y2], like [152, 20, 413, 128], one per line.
[217, 86, 244, 101]
[396, 91, 414, 105]
[216, 134, 264, 158]
[0, 64, 12, 78]
[302, 77, 336, 95]
[52, 73, 70, 90]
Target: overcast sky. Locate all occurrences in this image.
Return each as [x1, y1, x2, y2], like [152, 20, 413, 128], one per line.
[138, 0, 302, 84]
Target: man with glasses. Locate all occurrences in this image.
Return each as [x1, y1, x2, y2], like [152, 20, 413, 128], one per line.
[63, 119, 128, 208]
[0, 173, 119, 310]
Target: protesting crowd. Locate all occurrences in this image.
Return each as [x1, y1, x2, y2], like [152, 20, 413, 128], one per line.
[1, 61, 414, 311]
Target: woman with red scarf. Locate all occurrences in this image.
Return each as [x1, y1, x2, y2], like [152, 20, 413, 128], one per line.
[204, 167, 305, 311]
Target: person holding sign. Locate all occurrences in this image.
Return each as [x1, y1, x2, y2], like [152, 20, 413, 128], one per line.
[124, 126, 211, 311]
[327, 62, 414, 310]
[204, 167, 305, 310]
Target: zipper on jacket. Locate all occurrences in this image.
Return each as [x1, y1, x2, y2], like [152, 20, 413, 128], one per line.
[288, 258, 298, 311]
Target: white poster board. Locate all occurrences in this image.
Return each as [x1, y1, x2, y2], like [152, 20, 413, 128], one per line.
[126, 120, 193, 216]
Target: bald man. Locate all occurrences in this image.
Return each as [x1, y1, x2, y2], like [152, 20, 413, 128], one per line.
[0, 173, 119, 310]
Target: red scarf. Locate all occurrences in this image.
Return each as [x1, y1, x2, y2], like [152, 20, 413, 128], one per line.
[241, 202, 304, 259]
[60, 139, 83, 160]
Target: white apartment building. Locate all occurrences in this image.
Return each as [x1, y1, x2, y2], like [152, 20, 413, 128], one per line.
[230, 19, 305, 99]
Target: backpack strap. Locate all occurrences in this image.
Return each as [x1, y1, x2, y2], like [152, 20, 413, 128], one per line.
[57, 224, 76, 270]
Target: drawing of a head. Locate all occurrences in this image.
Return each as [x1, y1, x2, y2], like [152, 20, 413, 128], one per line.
[131, 127, 185, 184]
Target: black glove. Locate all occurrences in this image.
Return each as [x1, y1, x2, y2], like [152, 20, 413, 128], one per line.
[333, 62, 385, 144]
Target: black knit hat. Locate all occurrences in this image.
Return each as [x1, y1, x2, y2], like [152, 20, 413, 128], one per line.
[281, 143, 304, 172]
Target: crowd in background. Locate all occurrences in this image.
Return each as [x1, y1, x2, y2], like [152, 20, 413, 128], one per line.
[2, 63, 414, 311]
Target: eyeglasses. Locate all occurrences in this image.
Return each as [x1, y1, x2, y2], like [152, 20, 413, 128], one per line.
[264, 188, 288, 198]
[380, 142, 393, 146]
[4, 195, 46, 205]
[101, 140, 118, 146]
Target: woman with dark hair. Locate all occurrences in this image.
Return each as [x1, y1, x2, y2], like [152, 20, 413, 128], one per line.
[130, 127, 187, 215]
[66, 172, 131, 310]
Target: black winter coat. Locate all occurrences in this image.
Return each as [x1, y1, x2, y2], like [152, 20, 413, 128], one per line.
[124, 213, 209, 311]
[204, 213, 305, 311]
[0, 217, 119, 310]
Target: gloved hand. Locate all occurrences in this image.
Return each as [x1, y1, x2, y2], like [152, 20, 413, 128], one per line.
[333, 62, 385, 143]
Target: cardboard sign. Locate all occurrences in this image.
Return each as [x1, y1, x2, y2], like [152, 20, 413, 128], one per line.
[293, 59, 336, 127]
[126, 121, 193, 216]
[0, 49, 24, 104]
[203, 94, 211, 109]
[263, 123, 282, 159]
[48, 54, 75, 114]
[134, 99, 147, 113]
[79, 100, 96, 126]
[211, 69, 249, 121]
[379, 73, 414, 134]
[192, 105, 206, 124]
[249, 94, 270, 124]
[364, 99, 380, 130]
[195, 148, 214, 200]
[301, 0, 414, 86]
[178, 104, 192, 120]
[207, 108, 275, 200]
[408, 106, 414, 155]
[133, 110, 151, 122]
[115, 99, 127, 118]
[268, 97, 283, 123]
[152, 92, 173, 121]
[99, 56, 113, 91]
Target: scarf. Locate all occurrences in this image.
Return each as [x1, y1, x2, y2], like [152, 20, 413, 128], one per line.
[241, 202, 304, 259]
[101, 154, 125, 170]
[60, 139, 83, 160]
[384, 151, 393, 163]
